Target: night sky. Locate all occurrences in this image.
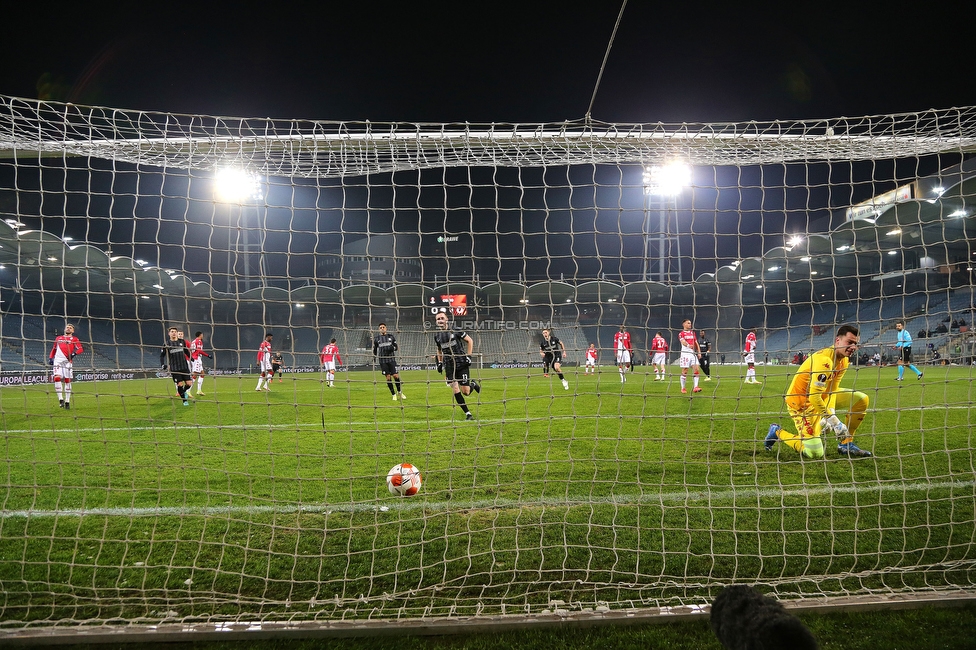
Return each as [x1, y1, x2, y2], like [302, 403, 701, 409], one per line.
[5, 3, 975, 123]
[2, 3, 975, 286]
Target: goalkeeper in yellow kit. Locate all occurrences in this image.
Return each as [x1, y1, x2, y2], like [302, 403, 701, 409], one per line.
[764, 324, 872, 458]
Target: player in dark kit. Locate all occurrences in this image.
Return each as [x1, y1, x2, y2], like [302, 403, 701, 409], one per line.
[373, 323, 405, 401]
[433, 309, 481, 420]
[698, 330, 712, 381]
[540, 328, 570, 390]
[270, 351, 284, 383]
[161, 327, 193, 406]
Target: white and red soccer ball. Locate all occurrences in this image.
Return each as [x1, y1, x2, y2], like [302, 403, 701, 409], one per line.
[386, 463, 422, 496]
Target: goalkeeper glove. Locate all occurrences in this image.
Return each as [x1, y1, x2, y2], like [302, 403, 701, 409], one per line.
[161, 364, 167, 370]
[48, 358, 54, 365]
[822, 414, 848, 437]
[436, 362, 443, 374]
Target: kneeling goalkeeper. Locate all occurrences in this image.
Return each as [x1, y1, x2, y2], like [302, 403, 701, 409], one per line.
[765, 324, 872, 459]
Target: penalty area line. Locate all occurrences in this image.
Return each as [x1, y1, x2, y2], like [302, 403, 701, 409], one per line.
[3, 479, 973, 520]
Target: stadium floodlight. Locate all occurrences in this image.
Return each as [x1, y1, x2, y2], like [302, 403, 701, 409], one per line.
[641, 162, 691, 281]
[643, 163, 692, 196]
[948, 209, 967, 218]
[886, 228, 902, 236]
[214, 167, 263, 203]
[786, 235, 803, 248]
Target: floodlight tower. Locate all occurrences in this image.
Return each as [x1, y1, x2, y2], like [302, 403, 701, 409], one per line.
[642, 163, 691, 283]
[215, 168, 265, 293]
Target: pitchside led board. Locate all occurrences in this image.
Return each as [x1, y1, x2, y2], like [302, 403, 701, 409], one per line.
[427, 294, 469, 316]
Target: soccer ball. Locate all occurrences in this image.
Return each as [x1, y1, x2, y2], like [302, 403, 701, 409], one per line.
[386, 463, 422, 497]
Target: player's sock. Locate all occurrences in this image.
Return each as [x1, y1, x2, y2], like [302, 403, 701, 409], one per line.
[680, 376, 686, 390]
[898, 365, 905, 379]
[256, 376, 264, 390]
[693, 374, 699, 389]
[454, 392, 470, 414]
[910, 364, 921, 376]
[54, 381, 63, 402]
[557, 372, 564, 380]
[387, 381, 396, 395]
[197, 377, 204, 392]
[395, 378, 402, 392]
[64, 380, 72, 403]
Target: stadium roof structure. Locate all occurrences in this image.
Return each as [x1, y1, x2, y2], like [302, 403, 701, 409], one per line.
[1, 96, 974, 309]
[1, 162, 973, 309]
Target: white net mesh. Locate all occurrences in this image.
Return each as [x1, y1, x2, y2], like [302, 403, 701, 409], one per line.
[1, 95, 975, 636]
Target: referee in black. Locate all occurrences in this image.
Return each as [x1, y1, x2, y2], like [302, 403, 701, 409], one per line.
[373, 322, 405, 401]
[161, 327, 193, 406]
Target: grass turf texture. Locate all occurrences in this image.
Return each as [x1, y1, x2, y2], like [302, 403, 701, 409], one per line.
[0, 364, 974, 626]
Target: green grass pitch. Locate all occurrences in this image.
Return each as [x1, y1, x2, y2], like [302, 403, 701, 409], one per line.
[0, 363, 974, 624]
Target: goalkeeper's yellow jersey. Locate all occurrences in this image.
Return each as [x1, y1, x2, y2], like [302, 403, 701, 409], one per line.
[785, 347, 848, 415]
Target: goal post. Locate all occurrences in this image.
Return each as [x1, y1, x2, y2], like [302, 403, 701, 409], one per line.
[1, 95, 975, 641]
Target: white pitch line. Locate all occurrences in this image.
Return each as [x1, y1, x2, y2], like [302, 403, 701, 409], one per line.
[0, 402, 969, 436]
[3, 479, 973, 520]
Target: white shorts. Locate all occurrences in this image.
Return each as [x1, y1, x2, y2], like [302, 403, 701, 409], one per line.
[652, 352, 666, 366]
[679, 351, 699, 369]
[322, 361, 336, 371]
[191, 358, 203, 374]
[585, 358, 596, 367]
[52, 361, 73, 380]
[744, 353, 756, 365]
[260, 360, 273, 373]
[616, 351, 631, 364]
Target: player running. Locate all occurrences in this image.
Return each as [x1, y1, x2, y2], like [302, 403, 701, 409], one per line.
[255, 333, 273, 391]
[49, 323, 84, 410]
[160, 327, 193, 406]
[584, 343, 598, 374]
[677, 319, 702, 394]
[188, 331, 211, 397]
[765, 324, 872, 458]
[649, 331, 669, 381]
[373, 323, 405, 400]
[893, 322, 923, 381]
[540, 328, 570, 390]
[743, 328, 760, 384]
[320, 338, 341, 387]
[433, 309, 481, 420]
[614, 325, 633, 383]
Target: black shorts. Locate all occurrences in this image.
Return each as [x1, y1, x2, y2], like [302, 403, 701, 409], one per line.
[171, 372, 191, 384]
[378, 359, 398, 376]
[899, 347, 913, 364]
[444, 360, 471, 385]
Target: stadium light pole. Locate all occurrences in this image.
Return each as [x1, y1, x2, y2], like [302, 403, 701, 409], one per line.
[214, 168, 265, 293]
[642, 163, 691, 282]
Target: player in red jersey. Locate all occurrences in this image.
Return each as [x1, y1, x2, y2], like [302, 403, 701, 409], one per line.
[320, 338, 342, 387]
[584, 343, 598, 374]
[677, 319, 702, 394]
[743, 328, 761, 384]
[649, 331, 669, 381]
[188, 331, 211, 397]
[49, 323, 84, 409]
[613, 325, 633, 383]
[255, 333, 273, 391]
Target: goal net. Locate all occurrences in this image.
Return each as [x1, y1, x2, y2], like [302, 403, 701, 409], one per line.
[1, 95, 975, 638]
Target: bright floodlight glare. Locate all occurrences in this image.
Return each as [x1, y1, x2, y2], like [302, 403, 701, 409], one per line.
[643, 163, 691, 195]
[215, 168, 263, 203]
[787, 235, 803, 248]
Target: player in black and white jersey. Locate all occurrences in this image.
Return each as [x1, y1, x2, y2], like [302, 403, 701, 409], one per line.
[160, 326, 193, 406]
[373, 322, 405, 401]
[540, 328, 570, 390]
[432, 309, 480, 420]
